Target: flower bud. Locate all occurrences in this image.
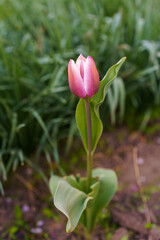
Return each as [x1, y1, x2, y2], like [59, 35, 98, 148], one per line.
[68, 54, 100, 98]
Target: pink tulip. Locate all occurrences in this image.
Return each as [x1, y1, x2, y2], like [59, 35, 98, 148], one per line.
[68, 54, 100, 98]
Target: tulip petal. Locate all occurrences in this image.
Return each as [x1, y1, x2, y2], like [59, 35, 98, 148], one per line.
[76, 54, 86, 64]
[84, 56, 100, 98]
[76, 54, 86, 79]
[68, 60, 86, 98]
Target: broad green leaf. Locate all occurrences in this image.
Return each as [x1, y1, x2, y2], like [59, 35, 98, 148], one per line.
[49, 175, 62, 196]
[54, 180, 92, 232]
[76, 57, 126, 153]
[76, 99, 102, 153]
[86, 168, 117, 232]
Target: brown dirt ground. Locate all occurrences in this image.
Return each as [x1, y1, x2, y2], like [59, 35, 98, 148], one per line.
[0, 127, 160, 240]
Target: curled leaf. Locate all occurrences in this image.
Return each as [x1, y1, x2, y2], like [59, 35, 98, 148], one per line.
[53, 180, 92, 232]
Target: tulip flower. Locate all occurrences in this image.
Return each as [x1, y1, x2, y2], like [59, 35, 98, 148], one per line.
[68, 54, 100, 98]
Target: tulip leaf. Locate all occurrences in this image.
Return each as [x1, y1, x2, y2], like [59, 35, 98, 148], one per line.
[76, 57, 126, 153]
[53, 180, 92, 232]
[86, 168, 117, 232]
[76, 99, 103, 153]
[91, 57, 126, 105]
[49, 175, 62, 196]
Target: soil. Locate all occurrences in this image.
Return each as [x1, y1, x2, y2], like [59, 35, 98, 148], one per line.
[0, 126, 160, 240]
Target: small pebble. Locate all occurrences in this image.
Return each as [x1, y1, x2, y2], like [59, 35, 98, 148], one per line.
[37, 220, 44, 227]
[22, 205, 30, 212]
[6, 197, 12, 203]
[30, 228, 42, 234]
[137, 157, 144, 165]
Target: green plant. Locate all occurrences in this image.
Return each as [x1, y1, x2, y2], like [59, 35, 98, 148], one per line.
[49, 56, 125, 237]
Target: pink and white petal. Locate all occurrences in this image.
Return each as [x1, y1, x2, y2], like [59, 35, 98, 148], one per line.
[68, 60, 86, 98]
[75, 60, 85, 79]
[84, 56, 100, 98]
[76, 54, 86, 79]
[79, 60, 85, 79]
[76, 54, 86, 65]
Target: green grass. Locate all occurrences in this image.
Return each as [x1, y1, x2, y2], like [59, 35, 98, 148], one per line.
[0, 0, 160, 184]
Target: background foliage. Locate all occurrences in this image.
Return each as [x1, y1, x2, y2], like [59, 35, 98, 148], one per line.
[0, 0, 160, 183]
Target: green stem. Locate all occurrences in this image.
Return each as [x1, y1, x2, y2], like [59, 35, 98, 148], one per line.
[85, 96, 93, 190]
